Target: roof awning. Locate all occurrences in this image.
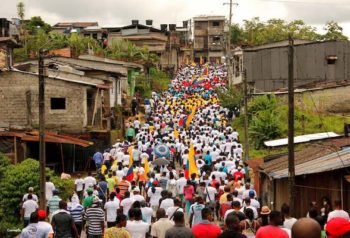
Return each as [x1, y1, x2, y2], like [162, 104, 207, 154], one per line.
[0, 131, 93, 147]
[268, 147, 350, 179]
[264, 132, 340, 147]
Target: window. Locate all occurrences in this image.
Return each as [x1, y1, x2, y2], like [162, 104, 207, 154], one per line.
[50, 98, 66, 110]
[326, 55, 337, 65]
[212, 21, 220, 27]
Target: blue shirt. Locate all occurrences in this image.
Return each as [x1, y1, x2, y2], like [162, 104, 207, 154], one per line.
[93, 152, 103, 164]
[204, 154, 212, 165]
[98, 181, 108, 198]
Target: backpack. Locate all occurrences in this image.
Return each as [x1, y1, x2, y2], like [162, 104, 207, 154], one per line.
[242, 219, 257, 238]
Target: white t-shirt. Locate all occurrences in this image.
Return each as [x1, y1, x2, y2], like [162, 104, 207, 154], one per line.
[134, 120, 141, 129]
[160, 198, 174, 212]
[126, 220, 150, 238]
[116, 170, 125, 180]
[120, 197, 135, 216]
[22, 194, 38, 202]
[176, 177, 187, 195]
[182, 154, 188, 166]
[22, 200, 39, 218]
[84, 176, 97, 190]
[122, 155, 130, 166]
[240, 205, 258, 219]
[104, 199, 120, 222]
[74, 179, 84, 192]
[147, 187, 163, 206]
[327, 210, 350, 222]
[166, 206, 184, 220]
[38, 221, 54, 237]
[250, 198, 261, 209]
[205, 186, 217, 203]
[45, 182, 55, 200]
[283, 217, 297, 230]
[141, 207, 153, 224]
[131, 194, 145, 202]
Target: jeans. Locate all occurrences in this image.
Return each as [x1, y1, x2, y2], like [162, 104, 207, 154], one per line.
[185, 200, 193, 214]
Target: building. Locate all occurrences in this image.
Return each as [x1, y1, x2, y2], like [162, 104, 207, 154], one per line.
[193, 16, 226, 63]
[259, 136, 350, 218]
[52, 22, 99, 34]
[106, 20, 190, 70]
[233, 40, 350, 92]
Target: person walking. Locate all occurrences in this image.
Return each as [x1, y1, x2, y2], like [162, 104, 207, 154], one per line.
[68, 194, 85, 236]
[47, 190, 61, 221]
[165, 211, 194, 238]
[192, 208, 221, 238]
[151, 208, 175, 238]
[219, 213, 247, 238]
[84, 196, 105, 238]
[104, 214, 131, 238]
[255, 211, 288, 238]
[104, 193, 120, 228]
[51, 201, 79, 238]
[21, 194, 38, 227]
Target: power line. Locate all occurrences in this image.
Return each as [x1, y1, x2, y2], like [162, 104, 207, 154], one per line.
[250, 0, 350, 5]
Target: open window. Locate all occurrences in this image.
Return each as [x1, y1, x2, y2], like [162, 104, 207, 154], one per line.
[212, 21, 220, 27]
[50, 98, 66, 110]
[326, 55, 337, 65]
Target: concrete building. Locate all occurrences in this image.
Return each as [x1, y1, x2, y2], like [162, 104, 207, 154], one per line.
[193, 16, 226, 63]
[52, 22, 99, 34]
[232, 40, 350, 92]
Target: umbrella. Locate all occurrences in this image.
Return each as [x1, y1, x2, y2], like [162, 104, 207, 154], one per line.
[152, 158, 170, 166]
[154, 144, 170, 158]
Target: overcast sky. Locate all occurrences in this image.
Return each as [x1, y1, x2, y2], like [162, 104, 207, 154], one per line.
[1, 0, 350, 36]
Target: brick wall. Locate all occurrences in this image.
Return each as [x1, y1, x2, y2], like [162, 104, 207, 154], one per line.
[0, 71, 92, 133]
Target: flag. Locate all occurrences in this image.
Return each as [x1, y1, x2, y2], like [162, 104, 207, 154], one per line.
[144, 158, 150, 179]
[128, 146, 133, 167]
[125, 166, 134, 182]
[186, 106, 196, 128]
[174, 127, 179, 139]
[188, 143, 199, 177]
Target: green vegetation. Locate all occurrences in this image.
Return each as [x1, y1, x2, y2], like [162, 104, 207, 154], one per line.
[230, 18, 348, 46]
[231, 94, 350, 159]
[216, 86, 243, 111]
[0, 156, 74, 236]
[135, 67, 171, 98]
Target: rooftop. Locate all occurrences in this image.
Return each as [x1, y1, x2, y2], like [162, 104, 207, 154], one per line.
[53, 22, 98, 28]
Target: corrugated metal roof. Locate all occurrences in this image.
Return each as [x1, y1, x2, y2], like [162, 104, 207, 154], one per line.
[268, 147, 350, 179]
[264, 132, 340, 147]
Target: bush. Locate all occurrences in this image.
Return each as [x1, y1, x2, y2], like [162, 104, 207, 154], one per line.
[0, 158, 74, 235]
[216, 86, 243, 111]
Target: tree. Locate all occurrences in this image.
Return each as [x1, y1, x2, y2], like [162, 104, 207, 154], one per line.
[25, 16, 52, 34]
[322, 21, 348, 41]
[216, 86, 243, 111]
[230, 24, 245, 45]
[17, 2, 25, 20]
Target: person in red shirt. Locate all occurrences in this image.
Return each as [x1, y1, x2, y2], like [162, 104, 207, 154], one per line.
[233, 166, 244, 182]
[192, 208, 222, 238]
[256, 211, 289, 238]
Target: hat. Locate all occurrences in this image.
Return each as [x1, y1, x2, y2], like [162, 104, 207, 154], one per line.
[92, 196, 100, 204]
[326, 217, 350, 238]
[38, 210, 47, 219]
[260, 206, 271, 215]
[133, 187, 140, 193]
[237, 166, 242, 170]
[86, 188, 93, 194]
[152, 180, 159, 186]
[28, 187, 34, 192]
[249, 190, 255, 198]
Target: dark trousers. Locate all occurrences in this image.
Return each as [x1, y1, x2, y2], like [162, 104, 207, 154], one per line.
[127, 136, 133, 143]
[88, 235, 102, 238]
[75, 222, 83, 235]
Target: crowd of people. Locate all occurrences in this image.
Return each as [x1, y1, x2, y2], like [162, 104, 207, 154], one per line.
[19, 63, 350, 238]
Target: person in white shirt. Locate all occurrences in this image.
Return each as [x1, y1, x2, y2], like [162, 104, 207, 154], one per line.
[130, 187, 145, 202]
[248, 191, 260, 211]
[116, 164, 125, 180]
[141, 201, 153, 225]
[83, 172, 96, 191]
[281, 203, 297, 230]
[21, 194, 39, 227]
[104, 193, 120, 228]
[120, 191, 135, 216]
[327, 200, 350, 222]
[74, 174, 84, 200]
[22, 187, 39, 202]
[126, 208, 149, 238]
[160, 192, 175, 212]
[45, 176, 55, 201]
[240, 198, 258, 219]
[147, 182, 163, 213]
[166, 198, 184, 220]
[176, 173, 187, 202]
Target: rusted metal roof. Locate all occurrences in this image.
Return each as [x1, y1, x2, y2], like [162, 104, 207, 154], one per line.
[260, 137, 350, 179]
[0, 130, 93, 147]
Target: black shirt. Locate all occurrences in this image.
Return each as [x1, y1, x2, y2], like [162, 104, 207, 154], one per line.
[218, 230, 247, 238]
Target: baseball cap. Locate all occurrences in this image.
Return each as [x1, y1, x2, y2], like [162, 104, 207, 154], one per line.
[28, 187, 34, 192]
[38, 210, 47, 219]
[326, 217, 350, 238]
[92, 196, 100, 204]
[249, 190, 255, 198]
[133, 187, 140, 192]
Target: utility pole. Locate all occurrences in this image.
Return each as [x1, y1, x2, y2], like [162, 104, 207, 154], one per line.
[38, 49, 46, 210]
[223, 1, 238, 86]
[288, 34, 296, 215]
[243, 68, 250, 161]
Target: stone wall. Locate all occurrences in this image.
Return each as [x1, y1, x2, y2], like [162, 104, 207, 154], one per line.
[0, 71, 92, 133]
